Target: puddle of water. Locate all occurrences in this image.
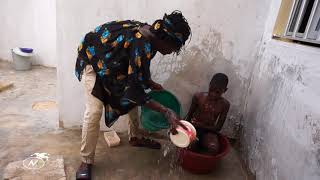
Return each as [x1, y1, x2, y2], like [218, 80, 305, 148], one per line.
[32, 101, 57, 110]
[0, 82, 13, 92]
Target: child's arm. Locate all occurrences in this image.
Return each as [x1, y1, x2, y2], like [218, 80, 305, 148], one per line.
[185, 94, 198, 121]
[193, 102, 230, 132]
[212, 103, 230, 132]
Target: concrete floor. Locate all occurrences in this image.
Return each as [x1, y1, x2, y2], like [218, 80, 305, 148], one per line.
[0, 61, 248, 180]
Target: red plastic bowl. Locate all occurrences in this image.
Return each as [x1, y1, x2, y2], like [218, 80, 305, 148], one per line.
[177, 134, 230, 174]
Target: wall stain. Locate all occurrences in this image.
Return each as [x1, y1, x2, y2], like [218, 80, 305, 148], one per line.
[316, 149, 320, 167]
[151, 29, 248, 138]
[312, 129, 320, 144]
[241, 42, 320, 179]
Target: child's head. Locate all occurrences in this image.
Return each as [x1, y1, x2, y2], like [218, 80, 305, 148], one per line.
[151, 10, 191, 55]
[208, 73, 228, 99]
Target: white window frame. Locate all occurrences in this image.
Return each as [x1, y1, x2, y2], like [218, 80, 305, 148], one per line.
[285, 0, 320, 44]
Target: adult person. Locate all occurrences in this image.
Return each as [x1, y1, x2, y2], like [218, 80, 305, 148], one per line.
[75, 11, 191, 179]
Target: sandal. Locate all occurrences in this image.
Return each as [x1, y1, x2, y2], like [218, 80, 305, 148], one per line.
[129, 137, 161, 149]
[76, 162, 92, 180]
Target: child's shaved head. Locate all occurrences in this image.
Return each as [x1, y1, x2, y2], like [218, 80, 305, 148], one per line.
[210, 73, 229, 89]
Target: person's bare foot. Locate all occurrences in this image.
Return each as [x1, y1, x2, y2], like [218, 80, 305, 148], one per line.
[76, 162, 92, 180]
[129, 137, 161, 149]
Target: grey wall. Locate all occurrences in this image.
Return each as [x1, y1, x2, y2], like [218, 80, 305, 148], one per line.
[56, 0, 266, 138]
[242, 0, 320, 179]
[0, 0, 57, 67]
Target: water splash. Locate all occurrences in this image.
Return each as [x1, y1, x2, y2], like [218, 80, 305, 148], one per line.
[159, 141, 187, 177]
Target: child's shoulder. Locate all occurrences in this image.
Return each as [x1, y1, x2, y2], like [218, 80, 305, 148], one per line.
[193, 92, 207, 103]
[193, 92, 207, 99]
[220, 97, 230, 108]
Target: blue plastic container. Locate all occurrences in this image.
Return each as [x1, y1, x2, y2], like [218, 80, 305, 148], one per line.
[19, 48, 33, 53]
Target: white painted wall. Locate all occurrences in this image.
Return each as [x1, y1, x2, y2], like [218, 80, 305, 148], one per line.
[56, 0, 266, 137]
[54, 0, 320, 178]
[0, 0, 318, 178]
[242, 0, 320, 179]
[56, 0, 128, 129]
[0, 0, 56, 67]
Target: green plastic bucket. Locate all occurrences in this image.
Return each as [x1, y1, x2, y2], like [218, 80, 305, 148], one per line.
[141, 90, 181, 132]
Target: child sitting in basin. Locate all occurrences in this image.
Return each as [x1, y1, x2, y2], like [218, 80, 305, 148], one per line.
[185, 73, 230, 155]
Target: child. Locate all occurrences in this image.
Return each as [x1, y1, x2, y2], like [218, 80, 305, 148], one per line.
[185, 73, 230, 155]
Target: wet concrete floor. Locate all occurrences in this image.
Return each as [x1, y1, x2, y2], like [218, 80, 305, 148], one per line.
[0, 61, 248, 179]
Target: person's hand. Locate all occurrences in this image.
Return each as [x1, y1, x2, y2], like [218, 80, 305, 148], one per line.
[165, 109, 187, 135]
[149, 80, 164, 91]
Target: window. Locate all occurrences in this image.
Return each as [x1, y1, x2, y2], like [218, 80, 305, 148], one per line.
[273, 0, 320, 45]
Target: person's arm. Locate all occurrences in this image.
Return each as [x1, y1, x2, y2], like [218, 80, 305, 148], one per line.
[126, 37, 185, 134]
[147, 79, 164, 91]
[122, 39, 154, 105]
[144, 100, 187, 134]
[144, 100, 168, 114]
[185, 94, 198, 121]
[212, 103, 230, 132]
[191, 102, 230, 132]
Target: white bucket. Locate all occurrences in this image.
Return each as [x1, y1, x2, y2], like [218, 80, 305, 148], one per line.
[11, 48, 34, 71]
[170, 120, 197, 148]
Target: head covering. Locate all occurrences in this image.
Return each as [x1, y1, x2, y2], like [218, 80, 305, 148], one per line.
[162, 15, 184, 45]
[152, 15, 185, 47]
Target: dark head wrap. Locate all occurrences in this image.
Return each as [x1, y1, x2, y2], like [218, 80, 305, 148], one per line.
[151, 11, 191, 51]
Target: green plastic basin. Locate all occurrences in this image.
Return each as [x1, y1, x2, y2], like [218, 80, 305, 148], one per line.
[141, 90, 181, 132]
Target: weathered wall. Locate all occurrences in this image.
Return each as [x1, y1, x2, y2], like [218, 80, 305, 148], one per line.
[4, 0, 317, 178]
[0, 0, 56, 67]
[56, 0, 130, 129]
[56, 0, 267, 137]
[242, 0, 320, 179]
